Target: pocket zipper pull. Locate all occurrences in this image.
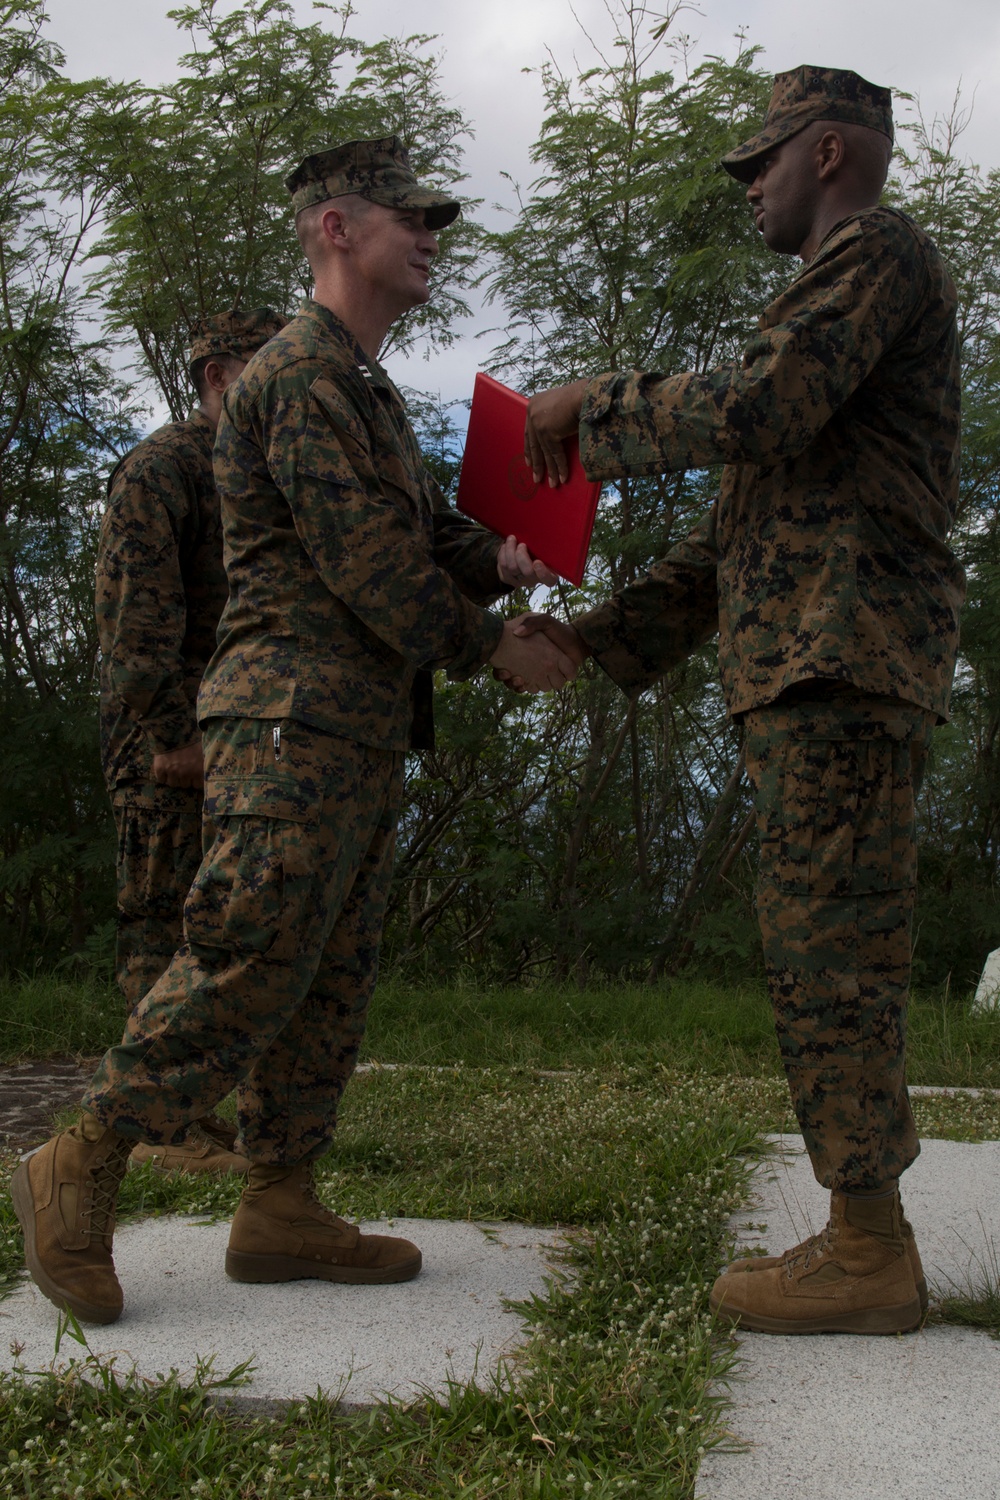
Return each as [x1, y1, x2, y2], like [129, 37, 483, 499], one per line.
[272, 725, 281, 762]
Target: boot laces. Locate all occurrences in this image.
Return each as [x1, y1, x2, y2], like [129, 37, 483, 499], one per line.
[87, 1136, 131, 1239]
[300, 1168, 348, 1230]
[785, 1224, 833, 1276]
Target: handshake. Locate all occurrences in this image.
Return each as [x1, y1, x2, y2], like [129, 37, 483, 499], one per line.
[489, 613, 589, 693]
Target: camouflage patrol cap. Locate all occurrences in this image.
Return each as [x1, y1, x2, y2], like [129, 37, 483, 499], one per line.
[721, 66, 894, 183]
[285, 136, 461, 231]
[187, 307, 286, 371]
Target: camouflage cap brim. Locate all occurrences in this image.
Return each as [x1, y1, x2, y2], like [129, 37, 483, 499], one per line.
[364, 184, 461, 230]
[721, 114, 815, 183]
[290, 181, 461, 230]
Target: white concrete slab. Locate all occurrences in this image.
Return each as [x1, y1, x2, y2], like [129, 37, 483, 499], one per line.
[0, 1217, 566, 1408]
[697, 1137, 1000, 1500]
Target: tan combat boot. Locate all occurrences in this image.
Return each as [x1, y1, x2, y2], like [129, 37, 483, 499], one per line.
[10, 1113, 132, 1325]
[130, 1115, 247, 1175]
[726, 1194, 928, 1314]
[709, 1190, 922, 1335]
[225, 1162, 422, 1285]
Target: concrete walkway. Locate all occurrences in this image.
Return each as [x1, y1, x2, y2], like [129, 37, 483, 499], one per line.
[0, 1217, 566, 1408]
[697, 1136, 1000, 1500]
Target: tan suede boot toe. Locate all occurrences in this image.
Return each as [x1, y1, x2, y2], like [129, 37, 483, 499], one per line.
[225, 1163, 421, 1286]
[11, 1113, 131, 1325]
[710, 1191, 922, 1335]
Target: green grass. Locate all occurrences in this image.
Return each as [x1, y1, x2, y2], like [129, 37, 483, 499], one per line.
[6, 971, 1000, 1090]
[0, 973, 122, 1062]
[926, 1227, 1000, 1337]
[0, 1066, 779, 1498]
[4, 972, 1000, 1495]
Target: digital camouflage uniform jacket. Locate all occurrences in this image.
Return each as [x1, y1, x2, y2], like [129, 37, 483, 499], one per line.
[97, 410, 227, 786]
[201, 300, 506, 750]
[576, 206, 966, 719]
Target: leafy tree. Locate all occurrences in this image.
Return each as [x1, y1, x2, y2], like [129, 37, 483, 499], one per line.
[64, 0, 478, 415]
[0, 0, 141, 966]
[885, 101, 1000, 984]
[467, 2, 776, 980]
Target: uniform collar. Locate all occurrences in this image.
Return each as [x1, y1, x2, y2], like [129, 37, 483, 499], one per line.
[300, 298, 394, 393]
[187, 406, 217, 435]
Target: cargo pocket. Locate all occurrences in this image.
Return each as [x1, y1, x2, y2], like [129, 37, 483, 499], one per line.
[772, 736, 858, 897]
[774, 731, 915, 899]
[115, 792, 202, 920]
[184, 776, 317, 965]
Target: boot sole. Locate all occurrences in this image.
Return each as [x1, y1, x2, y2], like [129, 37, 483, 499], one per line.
[225, 1247, 422, 1285]
[10, 1163, 122, 1326]
[709, 1287, 922, 1335]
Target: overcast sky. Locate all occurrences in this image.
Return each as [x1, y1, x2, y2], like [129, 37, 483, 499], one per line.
[43, 0, 1000, 405]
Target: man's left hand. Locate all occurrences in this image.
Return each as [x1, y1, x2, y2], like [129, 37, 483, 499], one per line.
[525, 377, 590, 487]
[497, 535, 560, 589]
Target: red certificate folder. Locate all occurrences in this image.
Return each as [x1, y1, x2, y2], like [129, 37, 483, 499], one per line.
[455, 372, 601, 587]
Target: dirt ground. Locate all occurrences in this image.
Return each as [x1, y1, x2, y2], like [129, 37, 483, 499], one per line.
[0, 1058, 99, 1151]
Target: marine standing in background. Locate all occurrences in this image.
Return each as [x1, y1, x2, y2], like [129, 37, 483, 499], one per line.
[96, 307, 285, 1175]
[520, 67, 965, 1335]
[14, 138, 574, 1325]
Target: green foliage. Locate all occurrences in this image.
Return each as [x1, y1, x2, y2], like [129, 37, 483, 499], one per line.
[6, 967, 1000, 1103]
[383, 7, 779, 983]
[0, 972, 120, 1060]
[0, 1066, 767, 1497]
[884, 100, 1000, 986]
[0, 0, 140, 966]
[2, 0, 1000, 987]
[67, 0, 478, 415]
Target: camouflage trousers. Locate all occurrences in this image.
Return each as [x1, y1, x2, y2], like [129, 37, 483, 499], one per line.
[743, 691, 935, 1193]
[85, 718, 403, 1164]
[111, 784, 203, 1010]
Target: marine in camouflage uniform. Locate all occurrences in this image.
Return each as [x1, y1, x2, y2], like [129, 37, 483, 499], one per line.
[86, 288, 510, 1162]
[98, 307, 283, 1005]
[12, 139, 572, 1322]
[524, 68, 964, 1333]
[96, 307, 285, 1173]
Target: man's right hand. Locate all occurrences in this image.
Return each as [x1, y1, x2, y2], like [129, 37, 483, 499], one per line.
[489, 617, 581, 693]
[492, 613, 590, 692]
[151, 740, 204, 789]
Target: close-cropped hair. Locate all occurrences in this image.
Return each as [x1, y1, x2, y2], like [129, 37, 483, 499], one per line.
[294, 193, 376, 261]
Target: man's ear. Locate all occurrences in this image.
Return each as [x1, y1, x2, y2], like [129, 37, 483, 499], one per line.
[816, 129, 847, 180]
[319, 204, 351, 248]
[202, 358, 228, 395]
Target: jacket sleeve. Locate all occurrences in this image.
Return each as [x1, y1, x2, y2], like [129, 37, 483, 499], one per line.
[580, 215, 929, 479]
[576, 505, 721, 696]
[272, 376, 504, 678]
[426, 475, 512, 607]
[95, 455, 199, 755]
